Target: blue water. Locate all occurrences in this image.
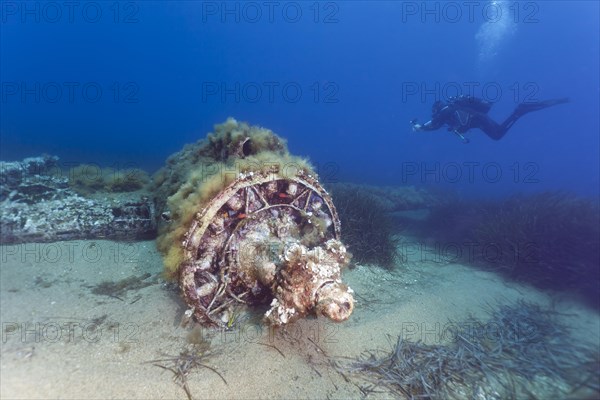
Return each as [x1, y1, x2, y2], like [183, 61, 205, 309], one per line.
[2, 1, 598, 198]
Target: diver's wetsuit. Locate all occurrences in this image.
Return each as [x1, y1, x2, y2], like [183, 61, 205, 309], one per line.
[418, 97, 569, 140]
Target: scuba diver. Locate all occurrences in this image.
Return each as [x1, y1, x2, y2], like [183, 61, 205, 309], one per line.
[411, 95, 569, 143]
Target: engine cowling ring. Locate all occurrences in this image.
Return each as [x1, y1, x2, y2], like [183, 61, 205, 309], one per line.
[179, 168, 341, 326]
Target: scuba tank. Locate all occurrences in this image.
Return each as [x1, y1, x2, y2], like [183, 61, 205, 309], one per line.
[448, 95, 492, 114]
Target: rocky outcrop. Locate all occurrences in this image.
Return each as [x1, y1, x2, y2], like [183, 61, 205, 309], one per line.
[0, 155, 156, 244]
[328, 182, 440, 212]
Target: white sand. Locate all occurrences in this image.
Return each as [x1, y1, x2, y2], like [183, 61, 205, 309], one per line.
[1, 239, 598, 399]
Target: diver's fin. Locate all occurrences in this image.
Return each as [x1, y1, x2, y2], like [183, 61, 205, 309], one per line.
[516, 97, 569, 115]
[542, 97, 570, 107]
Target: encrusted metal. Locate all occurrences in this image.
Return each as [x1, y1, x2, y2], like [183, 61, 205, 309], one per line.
[178, 167, 353, 327]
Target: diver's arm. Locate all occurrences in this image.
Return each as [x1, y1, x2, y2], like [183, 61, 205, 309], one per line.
[412, 119, 442, 132]
[412, 107, 449, 132]
[420, 120, 442, 131]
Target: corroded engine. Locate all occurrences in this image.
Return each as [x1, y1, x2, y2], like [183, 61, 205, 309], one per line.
[154, 118, 354, 327]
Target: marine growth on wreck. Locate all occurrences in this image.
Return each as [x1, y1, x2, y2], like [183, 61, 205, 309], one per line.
[154, 118, 355, 327]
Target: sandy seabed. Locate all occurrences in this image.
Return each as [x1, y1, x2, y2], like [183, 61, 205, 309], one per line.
[1, 238, 598, 399]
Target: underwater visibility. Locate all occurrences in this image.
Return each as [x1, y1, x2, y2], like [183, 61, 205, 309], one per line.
[1, 1, 599, 399]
